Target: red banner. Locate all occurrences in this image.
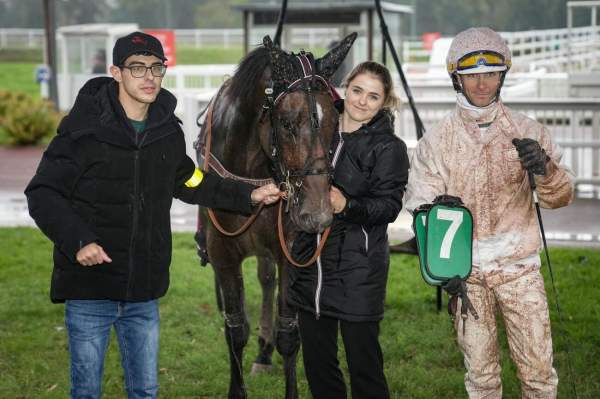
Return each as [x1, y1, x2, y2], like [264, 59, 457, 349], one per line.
[422, 32, 441, 51]
[144, 29, 176, 67]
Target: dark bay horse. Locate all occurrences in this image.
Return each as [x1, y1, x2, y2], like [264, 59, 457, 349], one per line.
[194, 34, 356, 399]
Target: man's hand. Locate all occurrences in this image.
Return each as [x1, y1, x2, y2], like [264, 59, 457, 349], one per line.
[251, 183, 282, 205]
[512, 138, 548, 176]
[330, 186, 347, 214]
[76, 243, 112, 266]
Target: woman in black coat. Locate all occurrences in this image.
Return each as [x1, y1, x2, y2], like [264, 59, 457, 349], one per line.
[289, 61, 410, 399]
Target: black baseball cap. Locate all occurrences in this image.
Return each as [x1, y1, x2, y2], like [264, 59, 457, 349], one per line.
[112, 31, 167, 66]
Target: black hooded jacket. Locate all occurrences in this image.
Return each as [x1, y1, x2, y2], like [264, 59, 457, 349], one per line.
[288, 104, 409, 322]
[25, 77, 255, 303]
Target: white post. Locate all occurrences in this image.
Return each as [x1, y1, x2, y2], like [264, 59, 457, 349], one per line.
[224, 30, 229, 49]
[176, 68, 185, 99]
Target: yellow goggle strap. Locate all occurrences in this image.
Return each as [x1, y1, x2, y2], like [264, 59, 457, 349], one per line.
[184, 168, 204, 188]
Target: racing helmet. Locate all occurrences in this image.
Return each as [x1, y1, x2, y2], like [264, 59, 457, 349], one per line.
[446, 27, 511, 93]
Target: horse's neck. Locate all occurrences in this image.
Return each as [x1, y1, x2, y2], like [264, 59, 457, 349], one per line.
[212, 94, 271, 179]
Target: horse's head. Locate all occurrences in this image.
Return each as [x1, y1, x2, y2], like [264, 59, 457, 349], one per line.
[259, 33, 356, 234]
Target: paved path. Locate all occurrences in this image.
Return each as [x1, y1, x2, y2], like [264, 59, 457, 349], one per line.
[1, 146, 599, 247]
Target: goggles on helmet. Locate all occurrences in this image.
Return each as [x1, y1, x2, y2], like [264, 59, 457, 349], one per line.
[448, 50, 510, 75]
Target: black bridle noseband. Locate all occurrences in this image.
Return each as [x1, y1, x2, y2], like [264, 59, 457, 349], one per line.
[263, 51, 333, 212]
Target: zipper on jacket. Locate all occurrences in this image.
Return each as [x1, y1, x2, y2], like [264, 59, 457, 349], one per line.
[313, 131, 345, 319]
[126, 150, 140, 299]
[331, 131, 344, 167]
[315, 233, 323, 319]
[361, 226, 369, 253]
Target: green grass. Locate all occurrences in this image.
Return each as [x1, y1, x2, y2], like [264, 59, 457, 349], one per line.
[0, 48, 43, 63]
[1, 227, 599, 398]
[0, 63, 41, 98]
[177, 46, 245, 65]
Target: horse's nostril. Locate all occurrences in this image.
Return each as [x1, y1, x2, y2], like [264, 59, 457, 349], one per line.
[298, 210, 333, 233]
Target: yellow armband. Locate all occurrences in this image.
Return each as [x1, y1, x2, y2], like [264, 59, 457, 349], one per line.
[184, 168, 204, 188]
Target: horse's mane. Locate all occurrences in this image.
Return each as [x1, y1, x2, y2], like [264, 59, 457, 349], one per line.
[228, 46, 271, 101]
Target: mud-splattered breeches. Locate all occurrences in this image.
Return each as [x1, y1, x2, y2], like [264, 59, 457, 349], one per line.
[456, 270, 558, 399]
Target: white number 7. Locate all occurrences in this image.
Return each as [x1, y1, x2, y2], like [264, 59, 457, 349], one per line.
[436, 209, 463, 259]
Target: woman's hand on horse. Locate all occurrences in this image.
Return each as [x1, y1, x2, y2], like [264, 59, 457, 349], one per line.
[251, 183, 284, 205]
[330, 186, 347, 214]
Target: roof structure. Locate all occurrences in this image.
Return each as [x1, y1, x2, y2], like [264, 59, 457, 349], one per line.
[234, 0, 413, 59]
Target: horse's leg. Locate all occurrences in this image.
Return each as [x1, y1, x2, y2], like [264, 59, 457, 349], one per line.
[213, 267, 224, 312]
[251, 256, 276, 374]
[275, 261, 300, 399]
[212, 253, 249, 399]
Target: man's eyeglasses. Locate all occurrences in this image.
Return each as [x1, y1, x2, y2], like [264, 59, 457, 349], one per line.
[121, 64, 167, 78]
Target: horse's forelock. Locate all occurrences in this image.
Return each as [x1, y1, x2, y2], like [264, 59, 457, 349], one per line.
[228, 46, 271, 103]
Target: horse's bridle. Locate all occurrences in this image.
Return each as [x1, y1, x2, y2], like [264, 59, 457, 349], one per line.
[201, 51, 334, 267]
[263, 52, 333, 213]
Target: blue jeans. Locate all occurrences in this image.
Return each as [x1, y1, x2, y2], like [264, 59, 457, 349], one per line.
[65, 299, 160, 399]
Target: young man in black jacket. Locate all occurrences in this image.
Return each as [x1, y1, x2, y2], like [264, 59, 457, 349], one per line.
[25, 31, 280, 398]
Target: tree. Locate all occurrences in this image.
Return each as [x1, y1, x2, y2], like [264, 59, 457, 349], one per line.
[109, 0, 205, 29]
[194, 0, 245, 28]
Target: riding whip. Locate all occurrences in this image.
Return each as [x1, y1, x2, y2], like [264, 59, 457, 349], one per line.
[526, 169, 578, 399]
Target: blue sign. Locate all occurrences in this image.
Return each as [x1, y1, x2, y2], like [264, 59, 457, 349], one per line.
[35, 65, 50, 83]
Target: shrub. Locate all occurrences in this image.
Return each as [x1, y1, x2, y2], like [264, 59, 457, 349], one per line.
[0, 90, 28, 120]
[0, 91, 59, 145]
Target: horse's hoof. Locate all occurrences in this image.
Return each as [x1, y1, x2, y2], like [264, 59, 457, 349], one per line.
[250, 362, 273, 375]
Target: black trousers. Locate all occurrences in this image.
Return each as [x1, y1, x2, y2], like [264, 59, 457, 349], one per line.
[298, 310, 390, 399]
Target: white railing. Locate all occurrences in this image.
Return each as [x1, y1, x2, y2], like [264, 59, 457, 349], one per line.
[174, 29, 243, 49]
[180, 93, 600, 189]
[0, 28, 45, 48]
[5, 25, 600, 72]
[174, 27, 344, 50]
[162, 64, 236, 96]
[395, 98, 600, 186]
[505, 26, 600, 71]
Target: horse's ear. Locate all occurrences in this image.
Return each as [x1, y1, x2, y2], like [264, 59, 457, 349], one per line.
[263, 35, 274, 49]
[316, 32, 357, 81]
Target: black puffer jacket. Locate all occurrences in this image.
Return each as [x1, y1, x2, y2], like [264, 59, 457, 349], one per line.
[25, 77, 254, 303]
[288, 105, 409, 322]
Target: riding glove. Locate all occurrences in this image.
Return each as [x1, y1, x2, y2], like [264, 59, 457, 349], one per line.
[433, 195, 464, 207]
[511, 138, 549, 176]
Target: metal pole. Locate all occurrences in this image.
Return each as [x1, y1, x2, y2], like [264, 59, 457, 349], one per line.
[43, 0, 59, 110]
[381, 33, 387, 65]
[367, 9, 373, 60]
[273, 0, 288, 47]
[243, 10, 249, 56]
[567, 4, 573, 73]
[373, 0, 425, 139]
